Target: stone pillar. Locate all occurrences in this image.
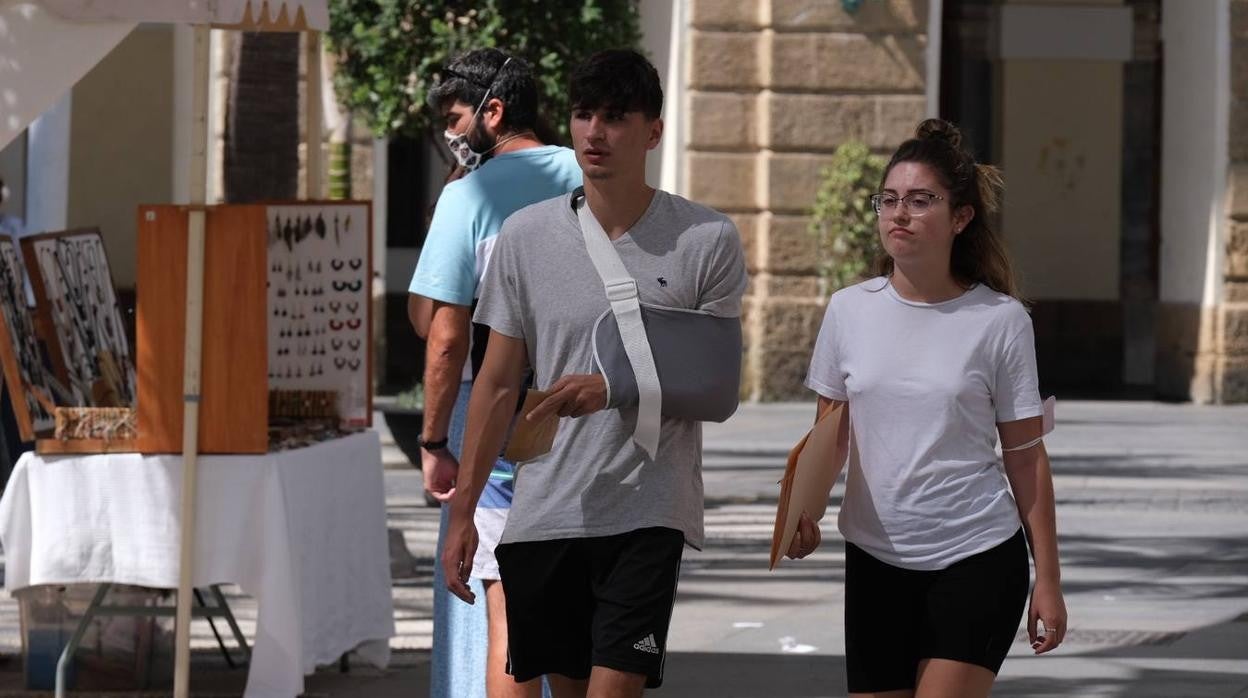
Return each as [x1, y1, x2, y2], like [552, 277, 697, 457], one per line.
[1220, 0, 1248, 401]
[1157, 0, 1247, 403]
[685, 0, 928, 400]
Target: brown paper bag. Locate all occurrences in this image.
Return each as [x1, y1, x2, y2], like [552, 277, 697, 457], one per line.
[769, 401, 851, 569]
[503, 389, 560, 462]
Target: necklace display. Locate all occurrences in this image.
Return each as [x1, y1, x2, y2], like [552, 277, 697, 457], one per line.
[0, 238, 58, 436]
[30, 233, 136, 408]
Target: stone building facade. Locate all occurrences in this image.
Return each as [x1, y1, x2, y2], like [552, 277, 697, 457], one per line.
[5, 1, 1246, 403]
[1209, 0, 1248, 401]
[683, 0, 929, 400]
[1155, 0, 1248, 403]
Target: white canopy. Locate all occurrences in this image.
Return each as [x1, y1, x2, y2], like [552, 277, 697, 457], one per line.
[0, 0, 327, 150]
[40, 0, 328, 30]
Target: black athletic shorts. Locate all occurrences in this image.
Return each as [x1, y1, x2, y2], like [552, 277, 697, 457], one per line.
[494, 526, 685, 688]
[845, 528, 1030, 694]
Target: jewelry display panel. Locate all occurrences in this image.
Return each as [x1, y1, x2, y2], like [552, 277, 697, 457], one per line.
[22, 229, 136, 408]
[0, 235, 58, 439]
[265, 203, 371, 428]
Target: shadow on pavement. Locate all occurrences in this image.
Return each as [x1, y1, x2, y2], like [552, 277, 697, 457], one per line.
[661, 651, 845, 698]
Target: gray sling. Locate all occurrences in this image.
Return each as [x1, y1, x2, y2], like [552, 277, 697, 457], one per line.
[575, 194, 742, 458]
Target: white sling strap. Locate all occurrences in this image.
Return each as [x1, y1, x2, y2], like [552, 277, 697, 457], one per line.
[575, 195, 662, 459]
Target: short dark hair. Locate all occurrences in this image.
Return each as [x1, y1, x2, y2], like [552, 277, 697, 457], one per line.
[427, 48, 539, 132]
[569, 49, 662, 120]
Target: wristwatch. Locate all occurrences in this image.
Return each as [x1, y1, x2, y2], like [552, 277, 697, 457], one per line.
[418, 435, 449, 453]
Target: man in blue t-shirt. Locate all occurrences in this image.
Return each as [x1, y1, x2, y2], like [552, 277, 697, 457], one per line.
[407, 48, 580, 698]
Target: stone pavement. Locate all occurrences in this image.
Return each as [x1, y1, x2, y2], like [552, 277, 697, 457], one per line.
[0, 400, 1244, 697]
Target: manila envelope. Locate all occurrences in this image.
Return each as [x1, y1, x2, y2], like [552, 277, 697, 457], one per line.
[769, 401, 852, 570]
[503, 389, 560, 463]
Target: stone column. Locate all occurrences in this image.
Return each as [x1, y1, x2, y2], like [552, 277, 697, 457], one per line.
[1221, 0, 1248, 400]
[685, 0, 928, 400]
[1157, 0, 1247, 403]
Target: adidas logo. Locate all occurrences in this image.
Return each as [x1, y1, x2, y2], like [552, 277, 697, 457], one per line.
[633, 633, 661, 655]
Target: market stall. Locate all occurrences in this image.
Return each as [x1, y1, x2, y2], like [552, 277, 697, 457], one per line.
[0, 3, 394, 697]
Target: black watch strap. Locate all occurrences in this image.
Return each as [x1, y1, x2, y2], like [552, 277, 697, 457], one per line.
[418, 435, 449, 452]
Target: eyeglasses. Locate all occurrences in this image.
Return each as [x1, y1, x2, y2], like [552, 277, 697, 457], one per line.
[870, 192, 946, 217]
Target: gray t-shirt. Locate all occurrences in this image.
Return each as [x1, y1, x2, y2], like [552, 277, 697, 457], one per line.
[474, 189, 748, 548]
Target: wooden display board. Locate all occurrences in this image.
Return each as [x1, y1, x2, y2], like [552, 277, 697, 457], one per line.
[0, 235, 59, 440]
[135, 205, 268, 453]
[22, 229, 136, 409]
[265, 202, 372, 427]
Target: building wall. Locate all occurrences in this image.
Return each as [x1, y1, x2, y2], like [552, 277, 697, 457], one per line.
[994, 1, 1133, 393]
[685, 0, 929, 400]
[67, 26, 175, 289]
[0, 136, 26, 222]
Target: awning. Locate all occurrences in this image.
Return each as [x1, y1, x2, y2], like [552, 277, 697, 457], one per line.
[0, 0, 328, 150]
[39, 0, 329, 31]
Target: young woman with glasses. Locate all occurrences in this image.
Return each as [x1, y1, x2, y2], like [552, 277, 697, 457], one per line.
[787, 118, 1067, 698]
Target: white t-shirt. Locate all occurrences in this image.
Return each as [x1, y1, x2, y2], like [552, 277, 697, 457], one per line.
[805, 277, 1043, 570]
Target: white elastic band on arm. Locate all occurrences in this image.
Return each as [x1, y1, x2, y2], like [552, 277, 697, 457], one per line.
[1002, 436, 1043, 453]
[1002, 396, 1057, 453]
[575, 196, 662, 459]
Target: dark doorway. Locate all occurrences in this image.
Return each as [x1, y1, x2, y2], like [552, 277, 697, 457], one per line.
[939, 0, 1163, 398]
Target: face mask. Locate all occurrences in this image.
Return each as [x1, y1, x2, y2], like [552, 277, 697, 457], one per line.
[440, 57, 512, 172]
[442, 126, 487, 171]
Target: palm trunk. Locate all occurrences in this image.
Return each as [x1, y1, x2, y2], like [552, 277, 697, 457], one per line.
[224, 32, 299, 203]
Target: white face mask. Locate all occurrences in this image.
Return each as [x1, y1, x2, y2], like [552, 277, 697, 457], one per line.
[442, 126, 485, 171]
[440, 57, 512, 172]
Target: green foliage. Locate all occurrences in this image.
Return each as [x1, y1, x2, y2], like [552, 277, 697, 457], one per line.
[396, 383, 425, 410]
[327, 0, 643, 141]
[808, 141, 887, 293]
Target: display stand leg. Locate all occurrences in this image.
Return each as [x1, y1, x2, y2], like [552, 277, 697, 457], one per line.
[195, 588, 235, 668]
[209, 584, 252, 663]
[55, 583, 111, 698]
[54, 582, 252, 697]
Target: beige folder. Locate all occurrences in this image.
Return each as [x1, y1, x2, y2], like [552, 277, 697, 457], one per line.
[769, 401, 852, 570]
[503, 389, 560, 463]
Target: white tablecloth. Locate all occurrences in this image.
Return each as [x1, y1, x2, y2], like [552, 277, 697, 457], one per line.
[0, 432, 396, 698]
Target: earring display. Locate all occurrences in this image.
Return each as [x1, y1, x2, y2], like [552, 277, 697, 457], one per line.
[266, 203, 371, 428]
[0, 236, 60, 439]
[22, 230, 136, 410]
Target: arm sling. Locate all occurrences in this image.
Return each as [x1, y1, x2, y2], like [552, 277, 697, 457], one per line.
[574, 193, 742, 459]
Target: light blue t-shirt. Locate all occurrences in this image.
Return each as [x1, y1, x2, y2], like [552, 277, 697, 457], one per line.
[0, 213, 24, 238]
[409, 145, 581, 305]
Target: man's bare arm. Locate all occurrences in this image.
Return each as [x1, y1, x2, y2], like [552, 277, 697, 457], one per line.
[419, 301, 471, 500]
[443, 331, 529, 603]
[407, 294, 434, 340]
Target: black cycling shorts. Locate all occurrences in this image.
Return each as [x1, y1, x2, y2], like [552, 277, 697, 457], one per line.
[845, 528, 1030, 693]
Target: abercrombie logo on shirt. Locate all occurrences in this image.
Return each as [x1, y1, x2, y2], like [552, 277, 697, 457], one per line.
[633, 634, 661, 654]
[657, 277, 668, 287]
